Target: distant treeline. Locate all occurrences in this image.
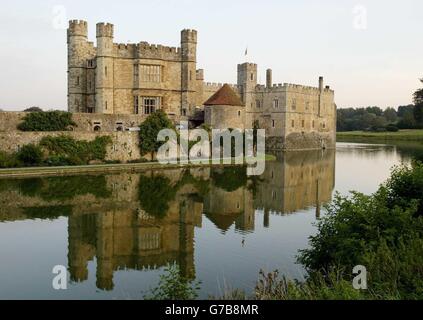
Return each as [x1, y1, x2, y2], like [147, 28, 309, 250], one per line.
[338, 79, 423, 132]
[337, 105, 423, 132]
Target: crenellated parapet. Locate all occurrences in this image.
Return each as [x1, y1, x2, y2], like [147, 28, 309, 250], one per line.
[136, 42, 182, 60]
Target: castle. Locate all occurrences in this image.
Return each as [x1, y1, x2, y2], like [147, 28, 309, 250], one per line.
[68, 20, 336, 150]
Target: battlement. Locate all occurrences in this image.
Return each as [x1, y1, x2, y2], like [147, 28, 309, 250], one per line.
[255, 82, 333, 94]
[68, 20, 88, 37]
[136, 42, 181, 60]
[238, 62, 257, 69]
[204, 82, 239, 91]
[181, 29, 198, 43]
[96, 23, 114, 38]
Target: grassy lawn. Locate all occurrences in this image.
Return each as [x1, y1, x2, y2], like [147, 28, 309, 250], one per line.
[337, 129, 423, 141]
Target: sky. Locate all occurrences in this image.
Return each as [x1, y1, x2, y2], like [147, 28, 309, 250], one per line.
[0, 0, 422, 111]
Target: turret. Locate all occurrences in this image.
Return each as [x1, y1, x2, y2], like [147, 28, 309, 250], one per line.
[96, 22, 115, 114]
[237, 62, 257, 109]
[67, 20, 88, 113]
[181, 29, 198, 116]
[319, 76, 324, 92]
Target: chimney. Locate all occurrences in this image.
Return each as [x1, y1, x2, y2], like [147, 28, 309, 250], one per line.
[266, 69, 273, 88]
[319, 76, 324, 92]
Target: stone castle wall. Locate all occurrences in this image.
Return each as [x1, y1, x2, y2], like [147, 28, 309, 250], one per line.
[0, 130, 141, 163]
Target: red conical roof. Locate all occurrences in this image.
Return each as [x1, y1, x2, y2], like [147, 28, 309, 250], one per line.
[204, 84, 243, 106]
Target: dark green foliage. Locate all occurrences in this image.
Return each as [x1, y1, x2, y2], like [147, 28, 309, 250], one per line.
[35, 175, 112, 201]
[337, 105, 419, 131]
[18, 111, 76, 131]
[145, 264, 201, 300]
[385, 163, 423, 216]
[385, 124, 399, 132]
[298, 162, 423, 299]
[40, 135, 112, 165]
[138, 110, 175, 159]
[0, 176, 111, 201]
[138, 174, 177, 218]
[212, 166, 248, 192]
[24, 107, 43, 113]
[16, 144, 44, 166]
[22, 205, 73, 220]
[0, 151, 21, 168]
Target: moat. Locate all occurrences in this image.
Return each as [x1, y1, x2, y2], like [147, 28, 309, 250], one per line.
[0, 141, 421, 299]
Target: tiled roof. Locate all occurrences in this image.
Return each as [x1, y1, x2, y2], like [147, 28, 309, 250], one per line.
[204, 84, 243, 106]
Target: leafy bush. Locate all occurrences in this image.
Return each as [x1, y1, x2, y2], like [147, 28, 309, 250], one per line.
[16, 144, 44, 166]
[0, 151, 21, 168]
[40, 135, 112, 165]
[386, 124, 399, 132]
[18, 111, 76, 131]
[297, 162, 423, 299]
[145, 264, 201, 300]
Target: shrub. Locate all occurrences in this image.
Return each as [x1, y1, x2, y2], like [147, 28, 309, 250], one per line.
[0, 151, 21, 168]
[16, 144, 44, 166]
[40, 135, 112, 165]
[297, 162, 423, 299]
[386, 124, 399, 132]
[18, 111, 76, 131]
[145, 264, 201, 300]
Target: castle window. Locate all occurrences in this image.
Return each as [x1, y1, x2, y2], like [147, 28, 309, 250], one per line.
[305, 101, 310, 110]
[291, 120, 295, 128]
[189, 71, 192, 81]
[272, 120, 275, 128]
[323, 122, 326, 129]
[292, 99, 297, 110]
[142, 97, 161, 115]
[182, 109, 187, 116]
[134, 96, 139, 114]
[273, 99, 279, 108]
[105, 66, 108, 77]
[238, 110, 241, 117]
[251, 73, 254, 81]
[302, 120, 305, 128]
[140, 65, 162, 83]
[134, 65, 139, 83]
[312, 120, 315, 128]
[256, 100, 261, 108]
[76, 76, 80, 86]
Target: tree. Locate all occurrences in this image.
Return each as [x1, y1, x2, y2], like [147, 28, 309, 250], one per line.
[383, 107, 398, 123]
[413, 79, 423, 128]
[138, 110, 175, 160]
[24, 106, 43, 112]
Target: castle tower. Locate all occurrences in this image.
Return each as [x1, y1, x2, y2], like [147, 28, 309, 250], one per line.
[181, 29, 197, 116]
[95, 23, 115, 114]
[237, 63, 257, 128]
[68, 20, 88, 113]
[237, 63, 257, 109]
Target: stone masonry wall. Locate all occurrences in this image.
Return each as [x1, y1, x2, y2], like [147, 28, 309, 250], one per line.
[0, 131, 141, 163]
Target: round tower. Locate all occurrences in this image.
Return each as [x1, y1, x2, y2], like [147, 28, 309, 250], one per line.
[68, 20, 88, 113]
[96, 23, 115, 114]
[181, 29, 198, 116]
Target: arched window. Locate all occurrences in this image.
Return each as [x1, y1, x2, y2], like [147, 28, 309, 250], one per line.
[94, 125, 101, 132]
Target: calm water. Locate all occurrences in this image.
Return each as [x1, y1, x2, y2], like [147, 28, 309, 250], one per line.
[0, 141, 421, 300]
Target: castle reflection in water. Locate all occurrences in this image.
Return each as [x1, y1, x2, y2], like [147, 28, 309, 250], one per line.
[0, 150, 335, 291]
